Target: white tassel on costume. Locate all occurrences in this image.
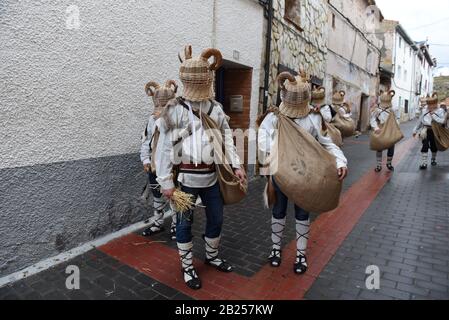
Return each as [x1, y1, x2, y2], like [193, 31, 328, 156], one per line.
[140, 182, 150, 201]
[263, 182, 270, 209]
[419, 127, 428, 141]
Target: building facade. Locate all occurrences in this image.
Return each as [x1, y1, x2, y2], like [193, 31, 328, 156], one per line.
[378, 21, 436, 121]
[262, 0, 329, 109]
[381, 21, 419, 121]
[0, 0, 265, 277]
[324, 0, 383, 131]
[416, 41, 437, 100]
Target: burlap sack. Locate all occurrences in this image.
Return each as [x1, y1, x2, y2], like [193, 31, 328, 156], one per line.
[332, 113, 355, 138]
[202, 113, 248, 205]
[325, 122, 343, 147]
[370, 112, 404, 151]
[431, 123, 449, 152]
[269, 113, 342, 213]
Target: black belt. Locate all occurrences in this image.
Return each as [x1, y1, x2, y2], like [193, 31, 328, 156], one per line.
[179, 163, 216, 174]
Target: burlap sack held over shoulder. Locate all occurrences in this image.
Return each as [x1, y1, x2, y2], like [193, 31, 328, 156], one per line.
[431, 123, 449, 152]
[370, 112, 404, 151]
[201, 113, 248, 205]
[269, 113, 342, 213]
[325, 122, 343, 147]
[332, 113, 355, 138]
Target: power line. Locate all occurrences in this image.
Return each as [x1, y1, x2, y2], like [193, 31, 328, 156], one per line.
[409, 17, 449, 30]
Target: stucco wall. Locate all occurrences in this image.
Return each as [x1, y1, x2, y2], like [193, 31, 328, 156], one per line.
[391, 32, 417, 121]
[215, 0, 264, 128]
[0, 0, 264, 276]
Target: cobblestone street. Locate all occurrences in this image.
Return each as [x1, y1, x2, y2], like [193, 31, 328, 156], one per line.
[1, 121, 448, 300]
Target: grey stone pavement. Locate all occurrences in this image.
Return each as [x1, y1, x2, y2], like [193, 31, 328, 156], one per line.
[306, 121, 449, 300]
[1, 120, 448, 300]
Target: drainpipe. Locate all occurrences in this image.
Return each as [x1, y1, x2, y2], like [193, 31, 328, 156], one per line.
[262, 0, 273, 113]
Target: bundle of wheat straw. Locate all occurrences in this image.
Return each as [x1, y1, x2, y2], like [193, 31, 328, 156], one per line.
[171, 189, 195, 212]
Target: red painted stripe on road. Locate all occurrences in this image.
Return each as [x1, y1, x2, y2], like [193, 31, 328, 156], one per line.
[99, 138, 416, 300]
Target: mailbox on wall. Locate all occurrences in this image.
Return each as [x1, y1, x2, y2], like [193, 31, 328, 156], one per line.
[229, 95, 244, 113]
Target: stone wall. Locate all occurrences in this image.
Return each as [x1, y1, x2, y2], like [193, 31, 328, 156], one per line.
[264, 0, 329, 108]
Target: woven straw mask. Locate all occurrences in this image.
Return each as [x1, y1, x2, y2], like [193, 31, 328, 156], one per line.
[278, 71, 311, 118]
[145, 80, 178, 111]
[419, 97, 427, 106]
[178, 45, 222, 102]
[426, 93, 439, 109]
[311, 86, 326, 106]
[332, 91, 345, 106]
[379, 90, 395, 109]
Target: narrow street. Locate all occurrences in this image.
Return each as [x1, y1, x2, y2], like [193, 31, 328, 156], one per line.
[1, 121, 448, 300]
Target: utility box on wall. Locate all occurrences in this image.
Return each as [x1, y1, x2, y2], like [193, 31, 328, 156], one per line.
[229, 95, 244, 113]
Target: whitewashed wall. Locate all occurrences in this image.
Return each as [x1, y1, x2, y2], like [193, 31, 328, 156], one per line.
[391, 31, 418, 121]
[0, 0, 264, 276]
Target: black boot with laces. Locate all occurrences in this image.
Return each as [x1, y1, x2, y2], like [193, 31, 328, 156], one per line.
[203, 235, 233, 272]
[294, 253, 308, 275]
[178, 242, 202, 290]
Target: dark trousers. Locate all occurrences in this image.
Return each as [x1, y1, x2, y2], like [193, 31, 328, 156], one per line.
[421, 128, 438, 153]
[148, 172, 162, 199]
[176, 182, 224, 244]
[377, 145, 395, 158]
[386, 145, 395, 158]
[272, 178, 310, 221]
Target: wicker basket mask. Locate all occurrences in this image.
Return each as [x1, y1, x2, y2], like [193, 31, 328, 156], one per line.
[379, 90, 395, 109]
[311, 86, 326, 105]
[278, 71, 311, 118]
[426, 93, 439, 110]
[332, 90, 345, 106]
[179, 45, 222, 102]
[145, 80, 178, 109]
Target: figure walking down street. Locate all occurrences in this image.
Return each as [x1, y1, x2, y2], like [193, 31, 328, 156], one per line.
[154, 46, 246, 290]
[140, 80, 178, 240]
[413, 93, 446, 169]
[330, 90, 356, 137]
[311, 86, 334, 123]
[370, 90, 401, 172]
[258, 71, 348, 275]
[332, 91, 351, 119]
[311, 86, 343, 147]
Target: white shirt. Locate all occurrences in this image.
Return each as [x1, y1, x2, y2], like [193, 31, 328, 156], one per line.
[155, 99, 240, 190]
[370, 106, 399, 131]
[258, 111, 348, 169]
[319, 105, 333, 123]
[140, 115, 160, 165]
[332, 104, 352, 119]
[413, 106, 446, 134]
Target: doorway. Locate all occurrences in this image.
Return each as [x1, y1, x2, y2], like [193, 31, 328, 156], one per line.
[215, 60, 253, 169]
[358, 94, 369, 132]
